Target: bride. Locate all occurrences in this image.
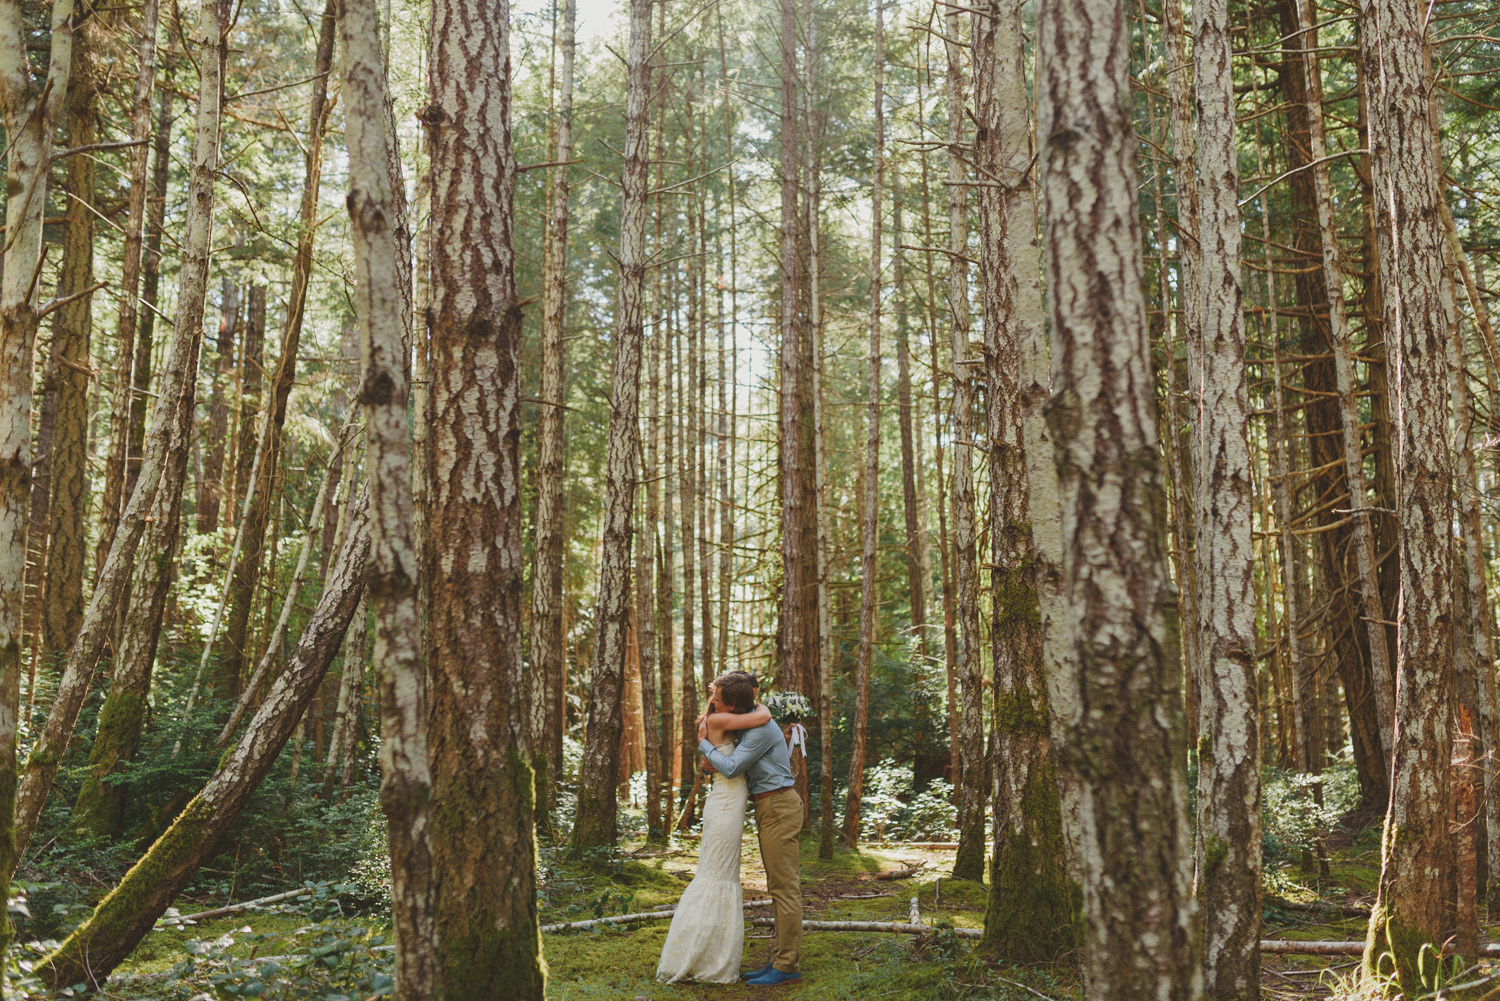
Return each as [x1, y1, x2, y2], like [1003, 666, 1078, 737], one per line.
[656, 676, 771, 983]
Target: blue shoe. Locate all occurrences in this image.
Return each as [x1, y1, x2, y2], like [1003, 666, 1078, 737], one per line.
[745, 967, 802, 987]
[741, 962, 774, 981]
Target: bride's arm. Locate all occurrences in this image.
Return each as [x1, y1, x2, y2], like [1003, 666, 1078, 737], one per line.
[702, 704, 772, 745]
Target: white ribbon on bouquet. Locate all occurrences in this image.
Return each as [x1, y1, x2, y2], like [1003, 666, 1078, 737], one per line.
[787, 722, 808, 758]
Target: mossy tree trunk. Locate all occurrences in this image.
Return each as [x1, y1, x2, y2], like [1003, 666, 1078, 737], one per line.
[572, 0, 650, 852]
[40, 505, 370, 990]
[422, 0, 544, 985]
[1359, 0, 1459, 991]
[1036, 0, 1199, 995]
[974, 0, 1077, 962]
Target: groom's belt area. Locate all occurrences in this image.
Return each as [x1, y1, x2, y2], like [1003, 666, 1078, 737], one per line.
[752, 784, 797, 802]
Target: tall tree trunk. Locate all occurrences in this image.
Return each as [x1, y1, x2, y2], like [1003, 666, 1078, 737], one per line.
[342, 0, 435, 986]
[1278, 0, 1389, 808]
[41, 34, 96, 673]
[944, 5, 984, 883]
[40, 505, 371, 989]
[843, 0, 881, 848]
[1441, 196, 1500, 916]
[975, 0, 1076, 960]
[777, 0, 809, 702]
[422, 0, 542, 983]
[198, 279, 238, 536]
[529, 0, 574, 835]
[894, 188, 925, 664]
[652, 28, 677, 825]
[1161, 0, 1202, 709]
[1190, 0, 1261, 994]
[571, 0, 649, 850]
[229, 287, 267, 545]
[0, 0, 75, 943]
[1359, 0, 1459, 988]
[98, 0, 162, 575]
[1036, 0, 1198, 995]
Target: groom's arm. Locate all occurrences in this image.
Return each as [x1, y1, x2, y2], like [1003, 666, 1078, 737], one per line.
[698, 727, 772, 779]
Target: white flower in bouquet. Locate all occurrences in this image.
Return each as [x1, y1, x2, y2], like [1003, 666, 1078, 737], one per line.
[764, 691, 815, 725]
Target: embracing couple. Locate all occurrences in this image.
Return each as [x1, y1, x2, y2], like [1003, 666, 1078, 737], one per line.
[656, 671, 804, 987]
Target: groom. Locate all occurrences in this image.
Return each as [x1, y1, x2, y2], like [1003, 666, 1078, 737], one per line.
[698, 671, 803, 987]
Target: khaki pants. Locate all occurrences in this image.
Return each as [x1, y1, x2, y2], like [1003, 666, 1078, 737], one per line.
[754, 787, 804, 973]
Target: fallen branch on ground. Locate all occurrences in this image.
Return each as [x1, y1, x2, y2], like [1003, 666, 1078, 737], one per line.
[749, 917, 982, 939]
[541, 899, 772, 933]
[159, 887, 316, 926]
[874, 863, 926, 881]
[1260, 940, 1500, 957]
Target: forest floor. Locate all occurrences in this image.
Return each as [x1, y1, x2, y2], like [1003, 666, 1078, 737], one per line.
[75, 811, 1456, 1000]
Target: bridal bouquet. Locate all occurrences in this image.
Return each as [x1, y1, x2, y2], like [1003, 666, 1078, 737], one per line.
[763, 691, 816, 726]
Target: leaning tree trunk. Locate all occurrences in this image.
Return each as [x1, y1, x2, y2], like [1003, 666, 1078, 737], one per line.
[342, 0, 435, 989]
[13, 0, 221, 865]
[571, 0, 650, 851]
[0, 0, 75, 943]
[1035, 0, 1199, 997]
[975, 0, 1076, 962]
[39, 505, 371, 990]
[843, 0, 881, 849]
[1189, 1, 1262, 995]
[944, 6, 984, 883]
[528, 0, 575, 833]
[422, 0, 543, 986]
[1359, 0, 1459, 990]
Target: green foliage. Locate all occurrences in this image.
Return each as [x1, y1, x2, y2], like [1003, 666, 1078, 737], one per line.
[852, 760, 957, 842]
[1261, 749, 1362, 867]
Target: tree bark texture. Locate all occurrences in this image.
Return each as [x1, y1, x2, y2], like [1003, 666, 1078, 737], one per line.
[975, 0, 1077, 962]
[528, 0, 574, 830]
[1036, 0, 1199, 996]
[1189, 2, 1262, 997]
[41, 36, 97, 672]
[0, 0, 75, 942]
[571, 0, 649, 852]
[1359, 0, 1459, 988]
[944, 7, 984, 884]
[422, 0, 543, 984]
[342, 0, 436, 989]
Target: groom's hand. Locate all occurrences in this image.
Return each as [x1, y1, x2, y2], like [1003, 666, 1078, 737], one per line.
[697, 718, 709, 741]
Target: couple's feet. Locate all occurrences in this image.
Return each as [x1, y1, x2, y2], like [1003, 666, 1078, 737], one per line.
[741, 962, 801, 987]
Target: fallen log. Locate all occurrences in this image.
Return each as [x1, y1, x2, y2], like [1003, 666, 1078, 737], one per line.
[541, 899, 773, 934]
[1259, 940, 1500, 957]
[160, 888, 316, 926]
[1264, 896, 1369, 919]
[874, 864, 926, 881]
[748, 917, 982, 939]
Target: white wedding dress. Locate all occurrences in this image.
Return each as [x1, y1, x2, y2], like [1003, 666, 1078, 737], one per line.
[656, 739, 748, 983]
